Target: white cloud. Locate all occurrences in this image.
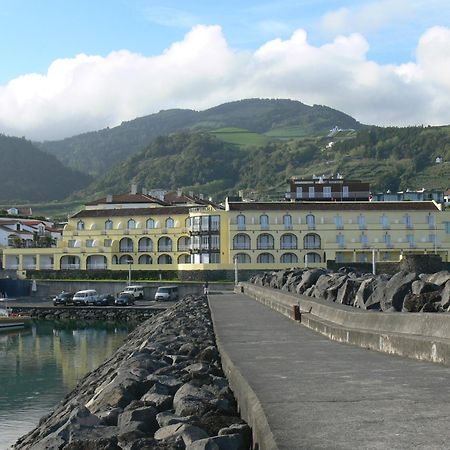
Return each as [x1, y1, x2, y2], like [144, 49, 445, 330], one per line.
[0, 24, 450, 140]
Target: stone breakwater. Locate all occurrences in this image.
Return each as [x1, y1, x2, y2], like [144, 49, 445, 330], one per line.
[251, 268, 450, 313]
[14, 295, 251, 450]
[12, 306, 158, 324]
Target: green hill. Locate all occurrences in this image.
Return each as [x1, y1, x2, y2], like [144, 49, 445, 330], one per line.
[0, 135, 92, 202]
[76, 125, 450, 202]
[38, 98, 364, 176]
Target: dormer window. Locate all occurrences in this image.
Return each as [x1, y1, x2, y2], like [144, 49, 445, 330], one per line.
[77, 220, 85, 231]
[105, 219, 113, 230]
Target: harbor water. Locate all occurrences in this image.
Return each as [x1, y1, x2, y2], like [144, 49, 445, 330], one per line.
[0, 320, 131, 449]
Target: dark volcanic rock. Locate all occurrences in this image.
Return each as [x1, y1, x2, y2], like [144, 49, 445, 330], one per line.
[379, 271, 418, 311]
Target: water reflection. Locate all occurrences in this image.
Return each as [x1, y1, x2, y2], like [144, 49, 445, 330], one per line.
[0, 321, 131, 449]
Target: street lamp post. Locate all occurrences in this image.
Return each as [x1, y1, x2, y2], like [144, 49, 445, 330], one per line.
[128, 259, 132, 286]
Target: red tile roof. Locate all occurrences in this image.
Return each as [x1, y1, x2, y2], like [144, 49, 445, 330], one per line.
[72, 206, 191, 218]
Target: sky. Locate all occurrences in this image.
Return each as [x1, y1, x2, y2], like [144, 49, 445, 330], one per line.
[0, 0, 450, 140]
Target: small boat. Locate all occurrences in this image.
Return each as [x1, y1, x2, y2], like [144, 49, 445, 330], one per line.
[0, 308, 32, 331]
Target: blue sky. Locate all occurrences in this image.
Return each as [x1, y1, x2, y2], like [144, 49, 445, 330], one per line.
[0, 0, 450, 139]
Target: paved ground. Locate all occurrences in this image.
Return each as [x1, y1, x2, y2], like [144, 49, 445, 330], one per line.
[209, 291, 450, 450]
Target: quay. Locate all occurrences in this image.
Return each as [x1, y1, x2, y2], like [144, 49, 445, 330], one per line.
[209, 291, 450, 450]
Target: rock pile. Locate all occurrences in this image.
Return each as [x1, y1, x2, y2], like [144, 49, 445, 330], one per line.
[12, 306, 157, 324]
[14, 295, 250, 450]
[251, 268, 450, 313]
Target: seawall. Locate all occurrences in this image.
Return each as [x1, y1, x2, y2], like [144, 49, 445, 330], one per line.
[241, 282, 450, 366]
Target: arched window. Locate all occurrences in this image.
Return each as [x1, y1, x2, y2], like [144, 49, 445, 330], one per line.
[260, 214, 269, 229]
[112, 255, 118, 265]
[138, 255, 152, 264]
[257, 253, 275, 263]
[233, 233, 251, 250]
[237, 214, 246, 230]
[234, 253, 251, 264]
[138, 237, 153, 252]
[146, 218, 155, 229]
[304, 252, 321, 263]
[281, 253, 298, 264]
[178, 254, 191, 264]
[178, 236, 190, 251]
[306, 214, 315, 229]
[280, 233, 297, 249]
[77, 220, 85, 231]
[158, 237, 172, 252]
[127, 219, 136, 229]
[119, 255, 133, 264]
[165, 217, 174, 229]
[283, 214, 292, 229]
[257, 233, 274, 250]
[119, 237, 133, 252]
[158, 254, 172, 264]
[304, 233, 321, 249]
[185, 217, 191, 228]
[105, 219, 113, 230]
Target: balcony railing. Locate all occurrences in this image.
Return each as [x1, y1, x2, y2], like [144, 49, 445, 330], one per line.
[119, 247, 134, 252]
[138, 246, 153, 252]
[40, 264, 54, 269]
[257, 244, 274, 250]
[233, 243, 251, 250]
[178, 245, 191, 252]
[304, 244, 321, 249]
[87, 263, 107, 270]
[158, 246, 172, 252]
[7, 264, 19, 269]
[280, 243, 297, 250]
[23, 264, 36, 270]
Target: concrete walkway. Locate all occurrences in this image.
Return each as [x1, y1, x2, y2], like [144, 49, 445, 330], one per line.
[209, 291, 450, 450]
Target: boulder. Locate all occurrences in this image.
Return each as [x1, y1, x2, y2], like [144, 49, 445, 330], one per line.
[411, 280, 441, 295]
[336, 278, 363, 306]
[117, 406, 158, 435]
[186, 434, 245, 450]
[154, 423, 209, 445]
[173, 383, 215, 417]
[295, 269, 326, 294]
[442, 281, 450, 309]
[379, 271, 418, 311]
[420, 271, 450, 287]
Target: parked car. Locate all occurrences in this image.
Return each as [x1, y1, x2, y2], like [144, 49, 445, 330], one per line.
[53, 292, 74, 306]
[73, 289, 98, 306]
[121, 285, 144, 299]
[154, 286, 179, 302]
[94, 294, 115, 306]
[115, 293, 135, 306]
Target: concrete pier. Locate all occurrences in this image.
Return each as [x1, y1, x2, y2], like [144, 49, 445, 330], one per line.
[209, 291, 450, 450]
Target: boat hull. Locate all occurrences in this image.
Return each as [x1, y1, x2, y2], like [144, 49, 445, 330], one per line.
[0, 317, 32, 331]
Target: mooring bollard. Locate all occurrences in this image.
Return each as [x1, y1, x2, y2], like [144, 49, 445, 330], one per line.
[292, 304, 301, 321]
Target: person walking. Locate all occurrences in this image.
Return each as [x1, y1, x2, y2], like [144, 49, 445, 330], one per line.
[203, 281, 209, 296]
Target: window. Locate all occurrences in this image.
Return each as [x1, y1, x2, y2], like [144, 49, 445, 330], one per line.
[445, 222, 450, 234]
[336, 252, 344, 263]
[384, 233, 391, 246]
[359, 253, 368, 262]
[359, 233, 369, 247]
[304, 233, 321, 249]
[105, 220, 113, 230]
[380, 214, 389, 229]
[304, 252, 321, 263]
[257, 253, 275, 263]
[283, 214, 292, 229]
[343, 186, 349, 198]
[336, 233, 345, 247]
[234, 253, 251, 263]
[104, 239, 112, 247]
[165, 217, 174, 229]
[119, 255, 133, 264]
[138, 255, 152, 264]
[77, 220, 85, 231]
[237, 214, 246, 230]
[158, 236, 172, 252]
[357, 214, 366, 229]
[257, 234, 274, 250]
[127, 219, 136, 229]
[306, 214, 315, 229]
[185, 217, 191, 228]
[260, 214, 269, 229]
[158, 254, 172, 264]
[201, 216, 209, 231]
[404, 214, 413, 229]
[139, 237, 153, 252]
[86, 239, 94, 248]
[308, 186, 315, 198]
[146, 218, 155, 229]
[177, 236, 190, 251]
[323, 186, 332, 198]
[233, 234, 251, 250]
[334, 215, 343, 229]
[68, 240, 76, 248]
[178, 254, 191, 264]
[426, 214, 435, 228]
[296, 187, 302, 199]
[406, 233, 415, 245]
[281, 253, 298, 263]
[428, 234, 436, 244]
[210, 253, 220, 264]
[280, 233, 297, 249]
[192, 216, 201, 232]
[211, 235, 220, 250]
[211, 215, 220, 231]
[119, 237, 133, 252]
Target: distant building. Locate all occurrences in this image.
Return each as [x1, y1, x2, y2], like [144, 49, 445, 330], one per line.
[373, 189, 444, 204]
[5, 207, 33, 216]
[286, 175, 370, 202]
[435, 156, 443, 164]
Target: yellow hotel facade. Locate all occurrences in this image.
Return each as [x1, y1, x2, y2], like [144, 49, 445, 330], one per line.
[3, 192, 450, 275]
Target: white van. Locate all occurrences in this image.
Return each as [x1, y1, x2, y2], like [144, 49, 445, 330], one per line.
[154, 286, 178, 302]
[121, 286, 144, 299]
[73, 289, 98, 306]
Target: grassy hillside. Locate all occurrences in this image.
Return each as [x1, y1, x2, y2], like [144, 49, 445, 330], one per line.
[75, 125, 450, 203]
[38, 98, 364, 175]
[0, 135, 92, 203]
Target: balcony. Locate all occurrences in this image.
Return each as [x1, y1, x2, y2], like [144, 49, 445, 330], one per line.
[61, 264, 81, 270]
[23, 264, 37, 270]
[304, 244, 321, 250]
[87, 263, 107, 270]
[138, 246, 153, 252]
[178, 245, 190, 252]
[119, 247, 134, 252]
[40, 264, 54, 269]
[280, 243, 297, 250]
[257, 244, 274, 250]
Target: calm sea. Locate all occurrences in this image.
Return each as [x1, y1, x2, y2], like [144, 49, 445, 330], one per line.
[0, 320, 131, 449]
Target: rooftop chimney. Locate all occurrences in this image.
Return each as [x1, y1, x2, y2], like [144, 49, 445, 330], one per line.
[131, 184, 138, 195]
